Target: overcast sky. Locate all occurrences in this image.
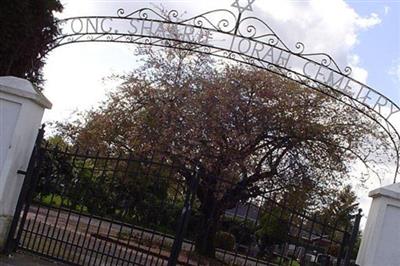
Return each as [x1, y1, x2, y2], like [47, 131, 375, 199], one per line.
[40, 0, 400, 221]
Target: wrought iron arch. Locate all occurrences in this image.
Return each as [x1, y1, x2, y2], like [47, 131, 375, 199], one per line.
[46, 2, 400, 182]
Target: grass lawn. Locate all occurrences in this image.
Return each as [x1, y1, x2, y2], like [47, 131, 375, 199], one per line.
[274, 257, 300, 266]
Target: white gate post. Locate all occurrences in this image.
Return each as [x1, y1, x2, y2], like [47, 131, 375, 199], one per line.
[356, 183, 400, 266]
[0, 76, 51, 250]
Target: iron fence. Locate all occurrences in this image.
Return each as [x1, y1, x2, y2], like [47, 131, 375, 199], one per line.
[6, 128, 361, 266]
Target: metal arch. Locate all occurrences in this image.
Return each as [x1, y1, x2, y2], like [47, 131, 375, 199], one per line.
[43, 4, 400, 183]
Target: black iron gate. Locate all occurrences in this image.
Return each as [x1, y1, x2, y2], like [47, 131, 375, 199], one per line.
[6, 127, 361, 266]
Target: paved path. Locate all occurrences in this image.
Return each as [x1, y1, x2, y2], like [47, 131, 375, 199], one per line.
[12, 205, 268, 265]
[0, 251, 67, 266]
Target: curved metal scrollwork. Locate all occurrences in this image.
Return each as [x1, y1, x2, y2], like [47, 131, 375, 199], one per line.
[46, 1, 400, 182]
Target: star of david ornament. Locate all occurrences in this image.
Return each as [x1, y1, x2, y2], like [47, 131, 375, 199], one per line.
[231, 0, 256, 14]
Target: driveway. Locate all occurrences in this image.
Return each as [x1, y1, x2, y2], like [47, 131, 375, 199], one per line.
[0, 251, 67, 266]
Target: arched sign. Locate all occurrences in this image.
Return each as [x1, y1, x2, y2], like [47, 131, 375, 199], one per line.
[47, 1, 400, 182]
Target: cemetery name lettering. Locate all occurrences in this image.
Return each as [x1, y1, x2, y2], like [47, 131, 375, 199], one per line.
[60, 16, 400, 121]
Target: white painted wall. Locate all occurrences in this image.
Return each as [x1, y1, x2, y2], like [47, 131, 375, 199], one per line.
[356, 183, 400, 266]
[0, 99, 21, 173]
[0, 76, 51, 250]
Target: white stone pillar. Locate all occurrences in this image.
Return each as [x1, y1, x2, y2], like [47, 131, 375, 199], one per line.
[0, 76, 51, 249]
[356, 183, 400, 266]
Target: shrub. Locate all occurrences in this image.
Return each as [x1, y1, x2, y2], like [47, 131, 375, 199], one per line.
[215, 231, 236, 251]
[220, 217, 257, 246]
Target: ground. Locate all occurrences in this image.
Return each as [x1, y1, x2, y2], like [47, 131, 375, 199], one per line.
[0, 251, 67, 266]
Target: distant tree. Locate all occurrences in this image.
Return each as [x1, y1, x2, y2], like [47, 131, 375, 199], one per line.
[316, 185, 360, 258]
[0, 0, 63, 86]
[320, 185, 359, 227]
[37, 136, 177, 227]
[55, 44, 389, 257]
[256, 206, 289, 258]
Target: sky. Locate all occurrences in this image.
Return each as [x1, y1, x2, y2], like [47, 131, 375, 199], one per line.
[41, 0, 400, 222]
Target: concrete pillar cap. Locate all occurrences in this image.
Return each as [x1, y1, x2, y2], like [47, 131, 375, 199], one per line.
[369, 183, 400, 200]
[0, 76, 52, 109]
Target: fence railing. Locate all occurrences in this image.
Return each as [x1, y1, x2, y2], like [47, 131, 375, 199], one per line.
[7, 139, 361, 266]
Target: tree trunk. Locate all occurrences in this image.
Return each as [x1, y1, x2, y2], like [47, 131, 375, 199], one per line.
[194, 194, 221, 258]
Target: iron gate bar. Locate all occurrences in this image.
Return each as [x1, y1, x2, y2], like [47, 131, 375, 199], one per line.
[37, 146, 67, 260]
[37, 146, 72, 260]
[13, 144, 190, 265]
[344, 209, 362, 266]
[153, 162, 176, 266]
[4, 125, 45, 254]
[337, 218, 350, 266]
[167, 168, 199, 266]
[6, 139, 362, 265]
[133, 154, 161, 265]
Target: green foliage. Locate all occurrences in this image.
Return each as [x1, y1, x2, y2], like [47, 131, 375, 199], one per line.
[220, 217, 257, 246]
[256, 208, 289, 255]
[320, 185, 359, 228]
[36, 143, 184, 233]
[273, 257, 300, 266]
[0, 0, 63, 86]
[214, 231, 236, 251]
